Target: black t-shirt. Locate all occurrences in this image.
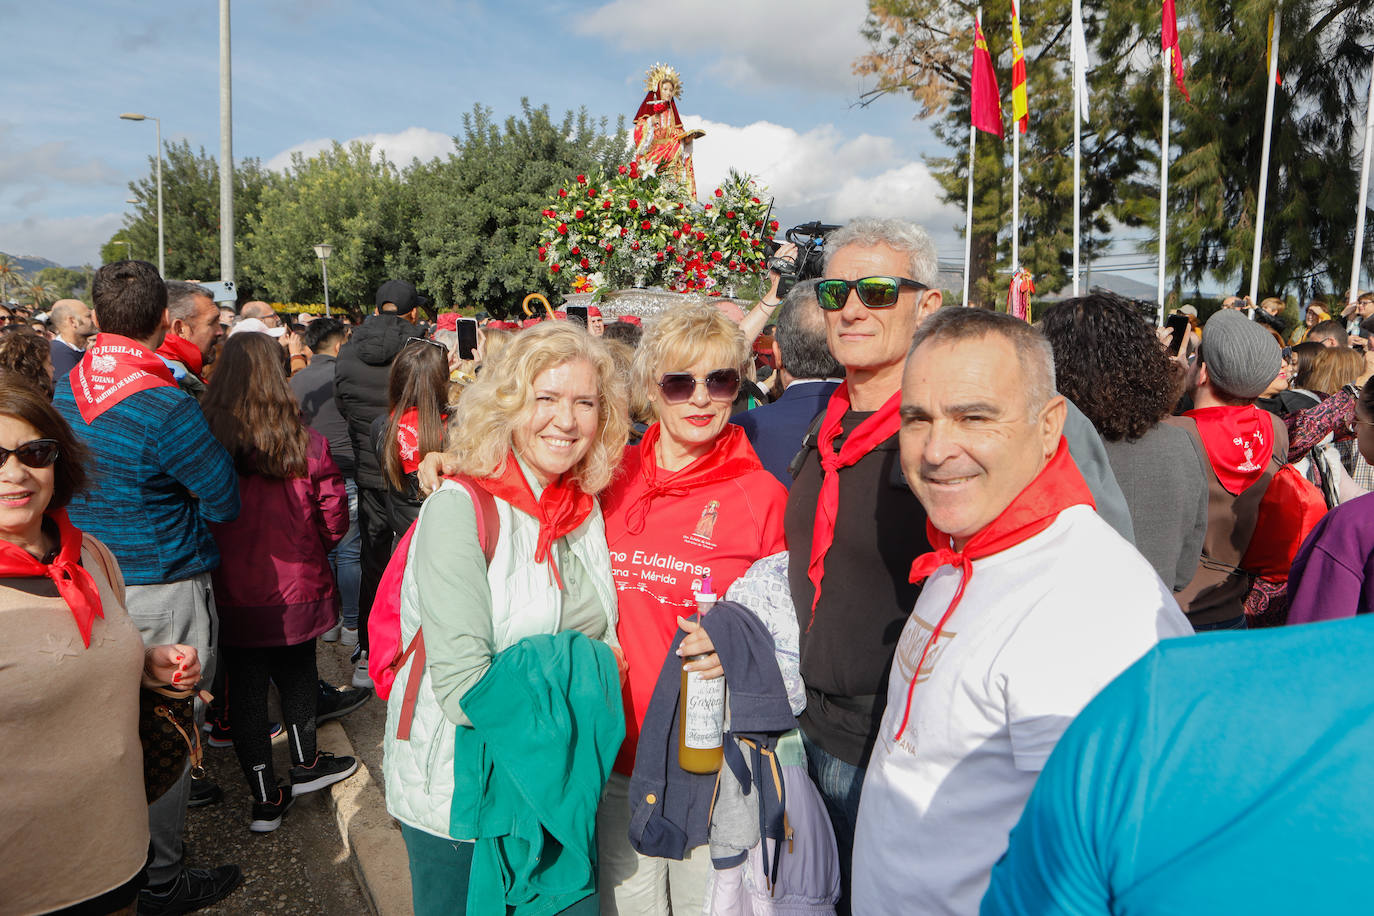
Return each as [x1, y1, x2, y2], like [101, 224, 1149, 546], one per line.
[785, 410, 931, 768]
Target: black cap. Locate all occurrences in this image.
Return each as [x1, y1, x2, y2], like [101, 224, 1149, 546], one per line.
[375, 279, 419, 315]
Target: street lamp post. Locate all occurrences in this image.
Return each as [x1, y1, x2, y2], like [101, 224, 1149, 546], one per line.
[117, 238, 132, 260]
[313, 244, 333, 317]
[120, 112, 164, 278]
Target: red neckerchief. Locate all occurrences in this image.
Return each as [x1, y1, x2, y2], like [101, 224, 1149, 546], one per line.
[156, 332, 204, 380]
[805, 384, 902, 631]
[72, 333, 177, 423]
[471, 451, 594, 589]
[619, 422, 763, 535]
[893, 439, 1093, 739]
[0, 510, 103, 647]
[1183, 405, 1272, 495]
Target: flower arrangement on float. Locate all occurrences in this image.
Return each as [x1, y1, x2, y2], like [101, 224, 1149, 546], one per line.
[536, 164, 777, 300]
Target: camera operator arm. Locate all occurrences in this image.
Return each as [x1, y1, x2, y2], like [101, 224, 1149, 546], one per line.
[738, 241, 798, 346]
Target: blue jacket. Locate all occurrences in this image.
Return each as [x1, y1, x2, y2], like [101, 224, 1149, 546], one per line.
[629, 601, 796, 859]
[54, 378, 239, 585]
[732, 380, 840, 488]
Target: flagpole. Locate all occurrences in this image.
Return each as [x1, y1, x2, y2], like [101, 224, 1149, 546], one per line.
[1249, 3, 1282, 308]
[1349, 54, 1374, 309]
[1157, 46, 1170, 326]
[1011, 8, 1020, 274]
[963, 117, 977, 307]
[1072, 18, 1082, 297]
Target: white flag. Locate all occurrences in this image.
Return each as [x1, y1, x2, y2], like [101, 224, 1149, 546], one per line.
[1071, 0, 1090, 124]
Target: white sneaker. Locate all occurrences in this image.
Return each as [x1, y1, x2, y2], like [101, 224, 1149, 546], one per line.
[352, 651, 373, 689]
[322, 622, 342, 643]
[339, 626, 359, 648]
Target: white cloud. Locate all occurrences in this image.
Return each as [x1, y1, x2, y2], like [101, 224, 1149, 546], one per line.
[0, 211, 124, 267]
[265, 127, 454, 172]
[0, 124, 123, 188]
[682, 116, 961, 241]
[575, 0, 872, 94]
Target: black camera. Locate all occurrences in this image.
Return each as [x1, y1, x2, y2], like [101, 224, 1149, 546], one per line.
[765, 220, 843, 299]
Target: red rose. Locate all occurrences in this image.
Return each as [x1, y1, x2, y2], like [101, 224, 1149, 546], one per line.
[769, 220, 779, 231]
[538, 246, 546, 255]
[605, 243, 614, 252]
[666, 244, 674, 253]
[752, 239, 761, 247]
[631, 242, 641, 251]
[641, 220, 652, 230]
[537, 253, 546, 261]
[557, 223, 568, 235]
[558, 189, 568, 198]
[655, 252, 664, 261]
[628, 199, 639, 210]
[551, 263, 561, 273]
[577, 174, 587, 184]
[647, 205, 658, 214]
[676, 255, 685, 264]
[754, 220, 763, 228]
[727, 211, 736, 219]
[704, 204, 712, 211]
[714, 188, 723, 198]
[620, 227, 628, 237]
[574, 208, 585, 219]
[696, 232, 706, 241]
[571, 246, 580, 255]
[602, 200, 611, 209]
[588, 190, 597, 199]
[751, 197, 760, 204]
[672, 230, 682, 239]
[618, 165, 628, 175]
[740, 230, 748, 239]
[578, 257, 588, 269]
[676, 202, 684, 209]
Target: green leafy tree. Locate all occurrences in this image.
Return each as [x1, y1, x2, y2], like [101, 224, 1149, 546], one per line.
[34, 266, 92, 302]
[858, 0, 1374, 303]
[102, 142, 272, 293]
[239, 141, 418, 309]
[412, 101, 628, 317]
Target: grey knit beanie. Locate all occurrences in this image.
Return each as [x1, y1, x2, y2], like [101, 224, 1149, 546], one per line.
[1199, 309, 1282, 400]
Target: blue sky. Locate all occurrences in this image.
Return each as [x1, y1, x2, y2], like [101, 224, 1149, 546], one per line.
[3, 0, 1158, 286]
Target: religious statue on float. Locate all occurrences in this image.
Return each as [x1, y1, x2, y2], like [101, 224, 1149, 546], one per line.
[633, 63, 706, 199]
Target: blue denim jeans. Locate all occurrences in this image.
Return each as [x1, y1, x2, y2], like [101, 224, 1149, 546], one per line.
[1194, 614, 1248, 632]
[330, 479, 362, 629]
[802, 732, 864, 916]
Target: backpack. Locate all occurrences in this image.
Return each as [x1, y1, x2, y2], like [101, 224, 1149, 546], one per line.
[367, 476, 498, 734]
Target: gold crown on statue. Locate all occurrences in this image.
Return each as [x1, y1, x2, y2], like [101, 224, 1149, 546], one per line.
[644, 63, 683, 96]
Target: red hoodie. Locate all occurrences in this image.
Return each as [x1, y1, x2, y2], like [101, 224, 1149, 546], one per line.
[601, 422, 787, 774]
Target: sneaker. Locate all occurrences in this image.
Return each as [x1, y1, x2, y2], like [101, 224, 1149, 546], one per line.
[352, 650, 373, 689]
[289, 751, 360, 796]
[186, 777, 223, 809]
[322, 621, 342, 642]
[249, 785, 295, 833]
[317, 679, 371, 724]
[137, 864, 242, 916]
[340, 625, 360, 648]
[206, 720, 284, 750]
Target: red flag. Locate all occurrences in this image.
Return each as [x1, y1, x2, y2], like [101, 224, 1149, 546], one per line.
[1162, 0, 1190, 100]
[971, 16, 1004, 138]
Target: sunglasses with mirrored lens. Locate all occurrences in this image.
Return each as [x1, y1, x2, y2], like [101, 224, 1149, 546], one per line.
[0, 439, 59, 469]
[815, 276, 929, 311]
[657, 369, 741, 404]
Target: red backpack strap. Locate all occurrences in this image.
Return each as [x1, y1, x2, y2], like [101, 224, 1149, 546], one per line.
[395, 475, 501, 740]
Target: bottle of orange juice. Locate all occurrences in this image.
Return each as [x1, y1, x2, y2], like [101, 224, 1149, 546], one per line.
[679, 577, 725, 774]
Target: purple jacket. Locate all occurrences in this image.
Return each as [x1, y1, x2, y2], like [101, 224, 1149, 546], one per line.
[210, 428, 349, 647]
[1286, 490, 1374, 625]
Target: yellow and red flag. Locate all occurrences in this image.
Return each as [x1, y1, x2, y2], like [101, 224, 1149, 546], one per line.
[971, 15, 1004, 138]
[1162, 0, 1190, 100]
[1010, 0, 1029, 133]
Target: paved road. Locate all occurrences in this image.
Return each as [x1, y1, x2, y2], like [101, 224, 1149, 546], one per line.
[185, 639, 381, 915]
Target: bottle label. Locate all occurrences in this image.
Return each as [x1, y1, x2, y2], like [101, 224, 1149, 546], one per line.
[683, 671, 725, 750]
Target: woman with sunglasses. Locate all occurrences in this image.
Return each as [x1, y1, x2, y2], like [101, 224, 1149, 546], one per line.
[0, 373, 202, 914]
[373, 336, 452, 540]
[201, 333, 358, 832]
[598, 301, 788, 913]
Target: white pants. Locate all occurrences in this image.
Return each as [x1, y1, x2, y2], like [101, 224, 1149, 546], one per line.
[597, 771, 712, 916]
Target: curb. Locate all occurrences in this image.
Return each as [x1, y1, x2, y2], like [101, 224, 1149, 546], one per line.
[318, 720, 413, 916]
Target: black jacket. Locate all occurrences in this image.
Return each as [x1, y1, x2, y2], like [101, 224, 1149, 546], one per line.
[333, 315, 420, 490]
[292, 354, 355, 479]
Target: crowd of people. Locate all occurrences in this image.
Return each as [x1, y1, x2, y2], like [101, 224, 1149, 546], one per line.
[1, 216, 1371, 916]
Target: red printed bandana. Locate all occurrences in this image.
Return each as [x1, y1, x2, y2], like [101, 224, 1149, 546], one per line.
[472, 451, 595, 588]
[72, 334, 177, 424]
[805, 384, 903, 630]
[156, 332, 204, 380]
[893, 439, 1093, 739]
[1184, 405, 1273, 495]
[396, 407, 450, 474]
[0, 511, 104, 647]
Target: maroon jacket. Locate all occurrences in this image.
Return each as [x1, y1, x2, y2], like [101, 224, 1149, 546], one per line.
[210, 428, 349, 647]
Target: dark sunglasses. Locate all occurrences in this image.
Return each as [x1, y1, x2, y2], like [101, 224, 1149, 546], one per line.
[815, 276, 929, 311]
[657, 369, 741, 404]
[0, 438, 59, 469]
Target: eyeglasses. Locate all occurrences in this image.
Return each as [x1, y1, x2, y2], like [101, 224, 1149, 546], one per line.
[0, 438, 59, 470]
[406, 336, 449, 354]
[815, 276, 929, 312]
[656, 369, 741, 404]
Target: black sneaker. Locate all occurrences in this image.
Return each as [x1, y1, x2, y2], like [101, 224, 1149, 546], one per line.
[137, 864, 242, 916]
[186, 777, 223, 809]
[249, 785, 295, 833]
[289, 751, 359, 796]
[317, 679, 371, 724]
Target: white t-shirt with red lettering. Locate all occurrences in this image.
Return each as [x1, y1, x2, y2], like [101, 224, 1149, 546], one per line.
[852, 505, 1192, 916]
